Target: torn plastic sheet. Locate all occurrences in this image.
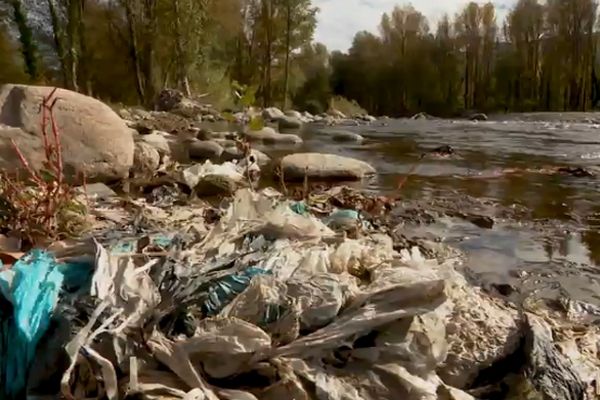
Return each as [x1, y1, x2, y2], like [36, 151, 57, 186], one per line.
[202, 267, 271, 316]
[181, 160, 260, 190]
[0, 250, 79, 398]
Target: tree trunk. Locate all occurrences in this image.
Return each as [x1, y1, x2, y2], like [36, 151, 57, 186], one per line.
[283, 0, 292, 110]
[77, 0, 91, 95]
[66, 0, 80, 91]
[141, 0, 157, 107]
[124, 0, 145, 104]
[10, 0, 39, 81]
[262, 0, 272, 107]
[47, 0, 68, 87]
[172, 0, 190, 96]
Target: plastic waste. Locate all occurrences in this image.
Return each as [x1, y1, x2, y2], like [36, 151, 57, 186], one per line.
[289, 201, 309, 215]
[202, 267, 271, 316]
[181, 160, 260, 190]
[5, 184, 596, 400]
[0, 250, 92, 399]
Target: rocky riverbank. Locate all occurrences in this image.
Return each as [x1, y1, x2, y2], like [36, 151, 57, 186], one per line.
[0, 85, 598, 399]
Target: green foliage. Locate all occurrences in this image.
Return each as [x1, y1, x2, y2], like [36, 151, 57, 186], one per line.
[329, 0, 600, 116]
[248, 115, 264, 131]
[0, 24, 27, 84]
[4, 0, 599, 115]
[232, 80, 258, 109]
[330, 96, 366, 117]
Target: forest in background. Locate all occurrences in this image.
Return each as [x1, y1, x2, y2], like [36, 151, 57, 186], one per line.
[0, 0, 599, 117]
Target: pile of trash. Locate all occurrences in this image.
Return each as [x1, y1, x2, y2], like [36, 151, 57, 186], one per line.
[0, 185, 599, 400]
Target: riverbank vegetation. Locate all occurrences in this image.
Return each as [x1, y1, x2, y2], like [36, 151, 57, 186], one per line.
[0, 0, 599, 116]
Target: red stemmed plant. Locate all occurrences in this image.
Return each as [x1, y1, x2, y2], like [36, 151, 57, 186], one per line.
[0, 88, 87, 247]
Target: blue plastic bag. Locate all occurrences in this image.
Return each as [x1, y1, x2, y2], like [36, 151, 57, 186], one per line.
[0, 250, 64, 398]
[0, 249, 94, 399]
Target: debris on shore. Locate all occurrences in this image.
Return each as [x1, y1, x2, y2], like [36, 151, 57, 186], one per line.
[0, 85, 598, 400]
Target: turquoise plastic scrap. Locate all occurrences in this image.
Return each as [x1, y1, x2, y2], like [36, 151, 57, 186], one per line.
[0, 250, 64, 399]
[110, 239, 136, 255]
[329, 209, 360, 220]
[202, 267, 270, 316]
[324, 209, 360, 226]
[151, 234, 173, 248]
[290, 201, 309, 215]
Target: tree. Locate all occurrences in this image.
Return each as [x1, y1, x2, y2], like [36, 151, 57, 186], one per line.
[293, 42, 330, 112]
[9, 0, 39, 81]
[281, 0, 317, 109]
[0, 20, 27, 84]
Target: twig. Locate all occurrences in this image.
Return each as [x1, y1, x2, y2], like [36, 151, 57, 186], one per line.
[395, 152, 426, 196]
[275, 164, 288, 196]
[303, 166, 309, 201]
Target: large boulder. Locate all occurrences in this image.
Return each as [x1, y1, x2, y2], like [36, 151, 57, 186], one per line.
[188, 140, 224, 160]
[278, 115, 303, 130]
[244, 127, 302, 144]
[0, 84, 134, 182]
[263, 107, 285, 121]
[280, 153, 376, 181]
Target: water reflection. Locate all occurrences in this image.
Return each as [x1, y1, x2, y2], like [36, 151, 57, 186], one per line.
[283, 121, 600, 303]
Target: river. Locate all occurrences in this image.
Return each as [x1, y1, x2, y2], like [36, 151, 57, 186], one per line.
[255, 116, 600, 306]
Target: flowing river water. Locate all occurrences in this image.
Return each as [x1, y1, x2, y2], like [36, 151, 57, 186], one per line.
[253, 115, 600, 307]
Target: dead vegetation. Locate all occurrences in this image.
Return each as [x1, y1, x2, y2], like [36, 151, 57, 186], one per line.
[0, 88, 88, 246]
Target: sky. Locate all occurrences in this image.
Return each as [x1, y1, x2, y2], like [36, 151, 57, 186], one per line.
[314, 0, 515, 51]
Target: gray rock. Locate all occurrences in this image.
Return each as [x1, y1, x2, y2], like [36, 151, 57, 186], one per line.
[280, 153, 376, 181]
[133, 141, 160, 173]
[188, 140, 224, 160]
[278, 115, 303, 130]
[118, 108, 132, 120]
[263, 107, 285, 121]
[156, 89, 184, 112]
[76, 182, 116, 200]
[0, 84, 134, 183]
[328, 109, 347, 119]
[285, 110, 303, 119]
[244, 127, 302, 144]
[470, 113, 488, 121]
[328, 130, 364, 142]
[411, 112, 434, 120]
[357, 114, 376, 122]
[212, 138, 236, 148]
[195, 175, 240, 197]
[131, 108, 152, 120]
[139, 131, 188, 162]
[221, 147, 271, 166]
[208, 131, 236, 140]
